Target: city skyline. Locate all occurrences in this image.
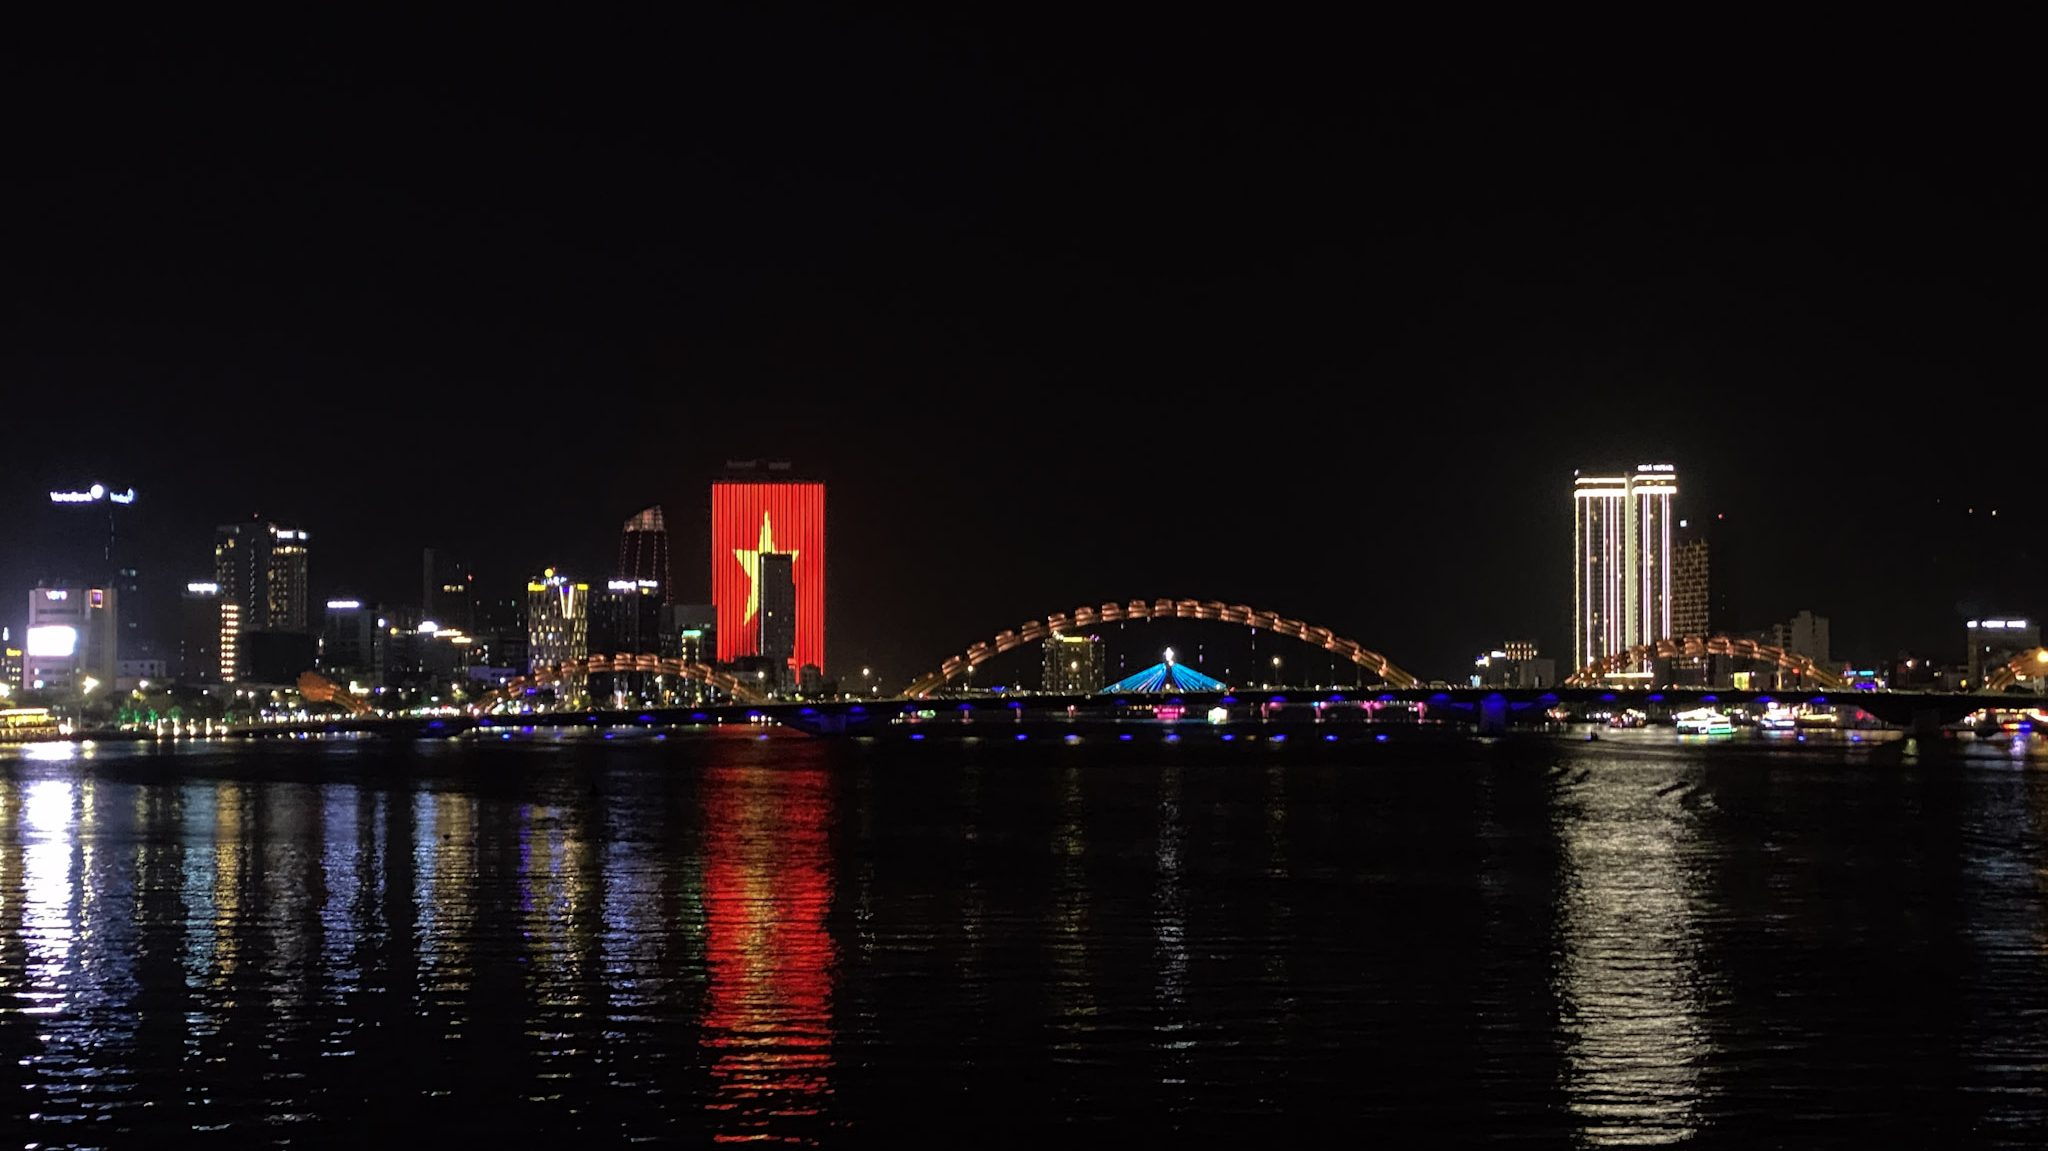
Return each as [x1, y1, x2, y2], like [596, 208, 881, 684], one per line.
[3, 29, 2042, 682]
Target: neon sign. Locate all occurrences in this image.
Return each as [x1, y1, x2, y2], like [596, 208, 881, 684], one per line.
[49, 483, 136, 504]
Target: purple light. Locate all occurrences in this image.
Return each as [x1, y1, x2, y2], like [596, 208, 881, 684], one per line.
[910, 732, 925, 741]
[1014, 732, 1028, 741]
[1221, 733, 1236, 741]
[1165, 732, 1181, 743]
[1119, 733, 1133, 742]
[1270, 733, 1287, 742]
[1324, 733, 1338, 742]
[1374, 733, 1389, 743]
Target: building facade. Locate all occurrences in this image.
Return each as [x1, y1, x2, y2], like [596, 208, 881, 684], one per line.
[23, 585, 118, 695]
[177, 581, 223, 683]
[618, 505, 672, 600]
[1042, 632, 1106, 694]
[711, 472, 825, 672]
[1572, 464, 1678, 673]
[1967, 617, 2039, 689]
[757, 552, 797, 675]
[422, 548, 474, 633]
[213, 521, 311, 680]
[527, 570, 589, 703]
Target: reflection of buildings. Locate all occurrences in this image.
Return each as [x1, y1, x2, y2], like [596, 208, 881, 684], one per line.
[1554, 773, 1708, 1143]
[1572, 465, 1679, 672]
[700, 763, 836, 1140]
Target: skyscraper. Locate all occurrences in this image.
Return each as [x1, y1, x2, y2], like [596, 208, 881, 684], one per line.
[1572, 464, 1678, 673]
[618, 506, 672, 600]
[214, 521, 311, 633]
[712, 470, 826, 671]
[757, 552, 797, 673]
[527, 569, 589, 704]
[1671, 525, 1710, 639]
[43, 483, 148, 660]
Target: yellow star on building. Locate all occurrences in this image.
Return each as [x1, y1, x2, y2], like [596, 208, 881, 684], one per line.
[732, 511, 799, 626]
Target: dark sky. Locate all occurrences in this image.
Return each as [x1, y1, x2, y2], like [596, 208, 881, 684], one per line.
[2, 21, 2041, 683]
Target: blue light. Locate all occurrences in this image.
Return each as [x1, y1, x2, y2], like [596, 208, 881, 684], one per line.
[1014, 732, 1028, 741]
[1270, 732, 1287, 742]
[499, 732, 511, 741]
[426, 720, 445, 730]
[1221, 733, 1236, 741]
[691, 712, 710, 721]
[1430, 693, 1450, 703]
[638, 713, 654, 723]
[1118, 733, 1133, 741]
[1324, 733, 1338, 742]
[910, 732, 926, 741]
[1702, 694, 1718, 703]
[1165, 732, 1181, 743]
[603, 731, 615, 740]
[1539, 693, 1557, 704]
[1601, 693, 1616, 702]
[1374, 733, 1389, 743]
[1378, 693, 1395, 702]
[1328, 694, 1346, 703]
[1648, 693, 1664, 703]
[958, 702, 973, 711]
[1269, 695, 1287, 705]
[1220, 695, 1237, 704]
[849, 705, 866, 714]
[799, 707, 817, 716]
[1009, 700, 1023, 709]
[748, 711, 763, 721]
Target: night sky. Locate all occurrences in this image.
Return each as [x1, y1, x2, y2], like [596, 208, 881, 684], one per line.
[2, 22, 2040, 683]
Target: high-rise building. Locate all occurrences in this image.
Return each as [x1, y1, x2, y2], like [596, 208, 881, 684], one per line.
[219, 602, 242, 683]
[1042, 632, 1105, 693]
[176, 581, 223, 684]
[319, 599, 382, 683]
[527, 570, 589, 703]
[23, 585, 118, 695]
[214, 520, 311, 633]
[1672, 526, 1710, 639]
[1967, 617, 2038, 689]
[661, 603, 717, 664]
[476, 596, 529, 676]
[1472, 641, 1556, 689]
[618, 506, 672, 601]
[592, 580, 664, 656]
[42, 483, 149, 660]
[757, 552, 797, 673]
[1572, 464, 1678, 673]
[712, 470, 826, 672]
[422, 549, 474, 632]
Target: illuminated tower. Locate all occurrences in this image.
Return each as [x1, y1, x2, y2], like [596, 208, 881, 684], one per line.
[618, 505, 672, 601]
[712, 470, 826, 671]
[1572, 464, 1678, 674]
[526, 569, 590, 704]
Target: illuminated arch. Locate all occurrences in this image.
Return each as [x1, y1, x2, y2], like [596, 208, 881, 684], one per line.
[1983, 648, 2048, 691]
[297, 670, 372, 716]
[904, 598, 1421, 697]
[1565, 635, 1845, 690]
[481, 654, 768, 710]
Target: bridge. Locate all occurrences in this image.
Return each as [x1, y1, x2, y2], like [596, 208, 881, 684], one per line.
[225, 683, 2048, 742]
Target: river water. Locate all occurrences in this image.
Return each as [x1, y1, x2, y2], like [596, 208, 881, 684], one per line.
[2, 730, 2045, 1145]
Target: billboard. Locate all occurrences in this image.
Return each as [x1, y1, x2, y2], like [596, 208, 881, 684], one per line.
[25, 625, 78, 658]
[711, 481, 825, 670]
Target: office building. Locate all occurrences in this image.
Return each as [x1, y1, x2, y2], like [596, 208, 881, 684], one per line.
[527, 570, 589, 704]
[23, 585, 118, 695]
[757, 552, 797, 673]
[422, 549, 474, 633]
[1967, 617, 2039, 690]
[712, 468, 825, 672]
[661, 603, 716, 664]
[319, 599, 382, 683]
[42, 483, 150, 661]
[1472, 641, 1557, 689]
[592, 580, 664, 655]
[1571, 464, 1678, 673]
[1043, 632, 1106, 693]
[618, 505, 672, 600]
[475, 596, 528, 677]
[214, 520, 311, 633]
[1771, 610, 1831, 665]
[1672, 526, 1709, 638]
[176, 581, 223, 683]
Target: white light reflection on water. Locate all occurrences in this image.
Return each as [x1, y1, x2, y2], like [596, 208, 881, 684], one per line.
[1554, 765, 1714, 1146]
[20, 778, 78, 1016]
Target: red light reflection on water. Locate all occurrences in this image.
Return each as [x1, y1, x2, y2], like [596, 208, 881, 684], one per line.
[700, 764, 837, 1143]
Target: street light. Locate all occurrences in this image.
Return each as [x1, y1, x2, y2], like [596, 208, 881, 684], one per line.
[1271, 656, 1281, 686]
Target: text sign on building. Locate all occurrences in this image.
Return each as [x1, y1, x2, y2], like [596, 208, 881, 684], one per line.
[711, 481, 825, 670]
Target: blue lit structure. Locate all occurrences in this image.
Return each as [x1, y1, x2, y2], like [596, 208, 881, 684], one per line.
[1099, 649, 1227, 694]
